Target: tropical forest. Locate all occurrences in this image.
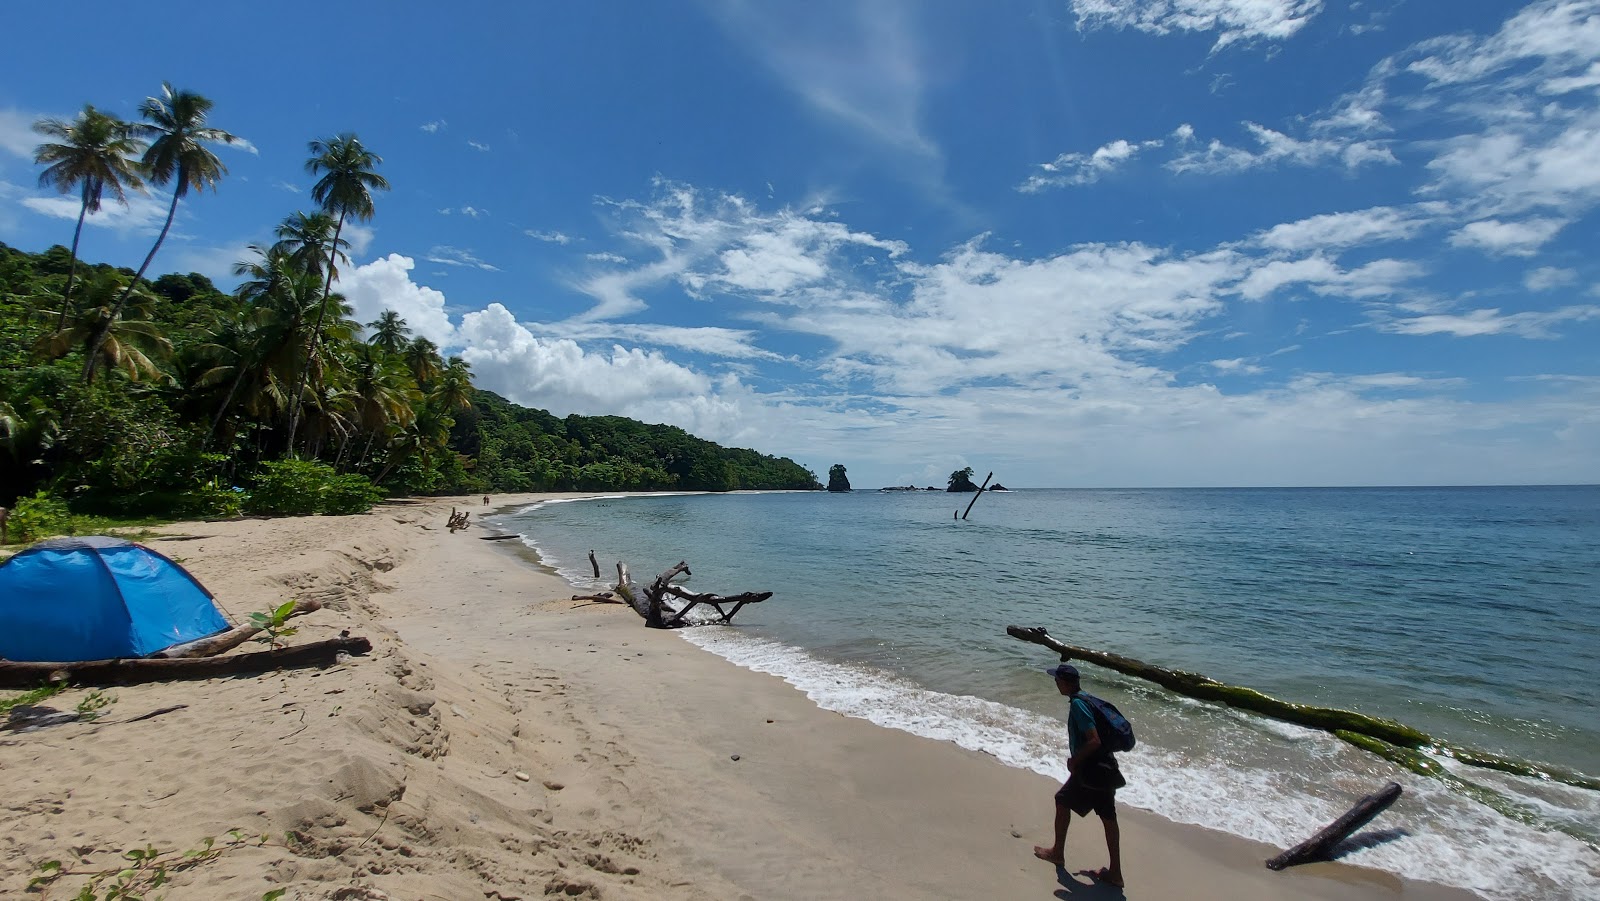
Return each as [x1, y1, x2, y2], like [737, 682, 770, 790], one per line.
[0, 85, 820, 541]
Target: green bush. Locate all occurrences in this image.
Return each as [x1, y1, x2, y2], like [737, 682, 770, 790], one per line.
[243, 460, 383, 516]
[8, 491, 72, 543]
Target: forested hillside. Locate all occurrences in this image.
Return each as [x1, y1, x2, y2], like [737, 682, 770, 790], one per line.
[0, 239, 819, 519]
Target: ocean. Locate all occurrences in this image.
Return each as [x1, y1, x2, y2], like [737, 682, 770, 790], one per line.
[493, 486, 1600, 900]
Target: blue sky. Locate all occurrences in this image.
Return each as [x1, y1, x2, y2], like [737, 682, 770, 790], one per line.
[2, 0, 1597, 488]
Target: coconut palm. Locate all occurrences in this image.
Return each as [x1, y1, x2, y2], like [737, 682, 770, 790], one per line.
[286, 133, 388, 448]
[272, 210, 347, 281]
[367, 310, 411, 356]
[86, 83, 236, 384]
[402, 336, 443, 388]
[431, 355, 474, 413]
[35, 272, 171, 384]
[32, 105, 146, 330]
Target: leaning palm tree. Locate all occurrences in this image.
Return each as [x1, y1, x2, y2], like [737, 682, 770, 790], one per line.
[286, 133, 388, 449]
[35, 272, 172, 385]
[85, 83, 236, 384]
[32, 105, 146, 330]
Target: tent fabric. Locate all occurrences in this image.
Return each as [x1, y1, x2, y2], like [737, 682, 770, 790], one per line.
[0, 537, 230, 662]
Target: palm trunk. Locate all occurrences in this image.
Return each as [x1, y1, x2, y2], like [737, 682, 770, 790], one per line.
[85, 182, 181, 384]
[201, 366, 247, 451]
[55, 195, 89, 333]
[285, 210, 346, 454]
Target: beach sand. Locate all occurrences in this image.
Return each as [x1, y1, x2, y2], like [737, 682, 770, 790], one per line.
[0, 495, 1481, 900]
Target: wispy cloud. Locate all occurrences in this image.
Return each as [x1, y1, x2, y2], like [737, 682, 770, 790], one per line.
[1070, 0, 1327, 50]
[587, 251, 628, 263]
[1383, 304, 1600, 338]
[424, 244, 498, 271]
[0, 107, 41, 159]
[273, 180, 301, 193]
[525, 229, 571, 244]
[1168, 121, 1396, 175]
[1525, 266, 1577, 291]
[467, 140, 491, 152]
[227, 137, 259, 155]
[1019, 137, 1166, 192]
[20, 192, 169, 235]
[1448, 218, 1567, 257]
[420, 120, 446, 133]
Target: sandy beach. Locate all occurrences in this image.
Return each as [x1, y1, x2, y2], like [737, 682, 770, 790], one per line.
[0, 495, 1482, 900]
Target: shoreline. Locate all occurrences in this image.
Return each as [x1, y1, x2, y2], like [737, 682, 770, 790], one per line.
[0, 494, 1481, 899]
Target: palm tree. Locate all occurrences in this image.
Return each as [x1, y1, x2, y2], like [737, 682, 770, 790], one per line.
[431, 355, 474, 413]
[86, 83, 236, 384]
[272, 210, 347, 280]
[34, 272, 171, 384]
[368, 310, 411, 356]
[402, 336, 443, 388]
[32, 105, 146, 331]
[286, 133, 388, 449]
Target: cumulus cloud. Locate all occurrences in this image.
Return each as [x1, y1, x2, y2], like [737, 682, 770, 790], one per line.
[1070, 0, 1326, 49]
[334, 254, 457, 346]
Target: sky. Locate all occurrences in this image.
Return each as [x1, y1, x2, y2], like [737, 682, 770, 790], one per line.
[2, 0, 1597, 489]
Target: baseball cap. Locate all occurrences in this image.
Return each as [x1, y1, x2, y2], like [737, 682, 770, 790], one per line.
[1046, 663, 1080, 680]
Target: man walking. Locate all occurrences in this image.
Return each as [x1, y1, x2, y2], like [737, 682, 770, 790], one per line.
[1034, 663, 1125, 888]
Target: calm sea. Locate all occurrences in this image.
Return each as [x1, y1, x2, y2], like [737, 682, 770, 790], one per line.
[495, 486, 1600, 900]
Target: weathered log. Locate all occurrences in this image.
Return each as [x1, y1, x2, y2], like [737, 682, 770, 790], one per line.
[479, 534, 520, 541]
[0, 637, 373, 688]
[659, 585, 772, 626]
[155, 598, 322, 658]
[1008, 625, 1600, 795]
[601, 560, 770, 628]
[644, 561, 692, 628]
[961, 471, 993, 520]
[1266, 783, 1402, 870]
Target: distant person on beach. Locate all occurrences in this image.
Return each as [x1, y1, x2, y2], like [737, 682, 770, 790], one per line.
[483, 495, 490, 506]
[1034, 663, 1125, 888]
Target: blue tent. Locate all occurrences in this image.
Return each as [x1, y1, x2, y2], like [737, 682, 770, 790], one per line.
[0, 536, 230, 662]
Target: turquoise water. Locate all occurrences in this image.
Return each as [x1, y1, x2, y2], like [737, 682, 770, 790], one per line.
[496, 487, 1600, 900]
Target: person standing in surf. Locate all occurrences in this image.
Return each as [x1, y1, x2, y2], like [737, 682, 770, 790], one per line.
[1034, 663, 1125, 888]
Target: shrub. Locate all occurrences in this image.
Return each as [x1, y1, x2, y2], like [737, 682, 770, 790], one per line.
[243, 460, 383, 516]
[8, 491, 73, 543]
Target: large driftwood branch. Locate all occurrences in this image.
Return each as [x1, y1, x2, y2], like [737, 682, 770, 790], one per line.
[1006, 625, 1600, 793]
[595, 560, 770, 628]
[961, 471, 993, 520]
[659, 585, 772, 627]
[155, 598, 322, 658]
[0, 637, 373, 688]
[1266, 783, 1402, 870]
[644, 562, 692, 627]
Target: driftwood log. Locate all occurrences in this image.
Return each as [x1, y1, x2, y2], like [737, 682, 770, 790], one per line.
[1006, 625, 1600, 793]
[598, 560, 771, 628]
[961, 471, 993, 520]
[155, 598, 322, 658]
[1266, 783, 1402, 870]
[0, 637, 372, 688]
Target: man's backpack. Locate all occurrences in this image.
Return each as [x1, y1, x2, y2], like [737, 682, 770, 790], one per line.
[1079, 692, 1136, 754]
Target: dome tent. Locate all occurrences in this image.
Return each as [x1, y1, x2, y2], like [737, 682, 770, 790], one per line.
[0, 536, 230, 662]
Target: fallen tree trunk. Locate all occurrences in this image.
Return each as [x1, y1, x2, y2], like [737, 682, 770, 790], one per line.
[1266, 782, 1402, 870]
[601, 560, 770, 628]
[1006, 625, 1600, 794]
[155, 598, 322, 658]
[0, 637, 373, 688]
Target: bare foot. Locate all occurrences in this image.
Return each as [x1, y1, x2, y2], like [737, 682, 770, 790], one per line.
[1033, 846, 1065, 865]
[1082, 867, 1124, 888]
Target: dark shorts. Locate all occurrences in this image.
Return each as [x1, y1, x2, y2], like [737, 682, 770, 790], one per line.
[1056, 775, 1118, 819]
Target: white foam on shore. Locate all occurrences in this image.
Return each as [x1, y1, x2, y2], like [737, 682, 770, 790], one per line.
[681, 627, 1600, 901]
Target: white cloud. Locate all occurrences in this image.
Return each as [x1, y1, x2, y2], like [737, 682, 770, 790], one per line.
[1341, 373, 1468, 390]
[1019, 137, 1165, 192]
[168, 241, 257, 285]
[273, 180, 301, 193]
[20, 192, 168, 235]
[1168, 121, 1396, 175]
[460, 206, 486, 218]
[1236, 255, 1424, 300]
[1252, 205, 1444, 253]
[457, 303, 721, 416]
[1448, 218, 1567, 257]
[1384, 304, 1600, 338]
[424, 245, 498, 271]
[227, 137, 259, 155]
[1210, 358, 1265, 375]
[334, 254, 456, 346]
[1525, 266, 1578, 291]
[420, 120, 446, 133]
[1070, 0, 1326, 49]
[342, 223, 376, 258]
[467, 140, 491, 152]
[0, 107, 43, 159]
[526, 229, 571, 244]
[706, 0, 937, 157]
[586, 251, 627, 263]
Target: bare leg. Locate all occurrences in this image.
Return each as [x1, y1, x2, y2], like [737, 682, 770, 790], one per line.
[1033, 799, 1070, 865]
[1099, 816, 1123, 887]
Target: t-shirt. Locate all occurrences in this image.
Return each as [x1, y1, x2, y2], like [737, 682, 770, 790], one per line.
[1067, 695, 1098, 758]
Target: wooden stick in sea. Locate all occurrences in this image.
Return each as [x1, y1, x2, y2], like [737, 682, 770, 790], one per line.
[589, 550, 600, 578]
[1266, 782, 1402, 870]
[961, 471, 993, 520]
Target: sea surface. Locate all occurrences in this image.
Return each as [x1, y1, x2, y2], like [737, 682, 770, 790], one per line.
[493, 486, 1600, 900]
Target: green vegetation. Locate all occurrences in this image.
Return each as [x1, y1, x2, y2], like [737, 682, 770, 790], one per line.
[947, 466, 979, 492]
[0, 83, 819, 537]
[248, 600, 300, 649]
[827, 464, 850, 492]
[30, 830, 279, 900]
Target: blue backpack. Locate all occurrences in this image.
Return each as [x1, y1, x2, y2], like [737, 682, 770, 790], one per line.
[1079, 692, 1136, 754]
